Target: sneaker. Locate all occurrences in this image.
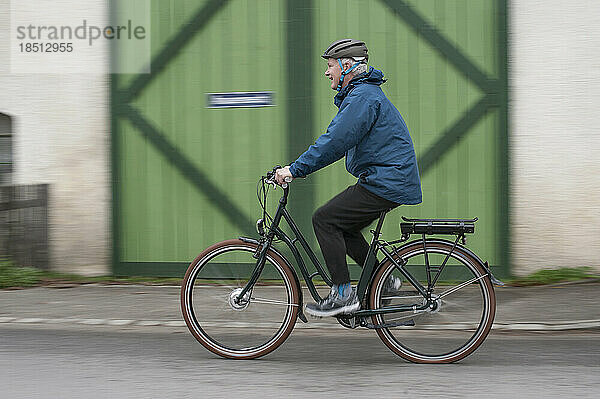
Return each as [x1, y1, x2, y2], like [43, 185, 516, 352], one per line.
[381, 276, 402, 306]
[382, 275, 403, 297]
[305, 287, 360, 317]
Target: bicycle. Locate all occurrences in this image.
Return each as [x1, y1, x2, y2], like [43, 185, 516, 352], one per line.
[180, 166, 503, 363]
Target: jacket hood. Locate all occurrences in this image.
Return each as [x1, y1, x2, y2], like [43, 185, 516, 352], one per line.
[334, 67, 386, 107]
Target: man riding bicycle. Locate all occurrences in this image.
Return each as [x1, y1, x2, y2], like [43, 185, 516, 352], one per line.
[275, 39, 422, 317]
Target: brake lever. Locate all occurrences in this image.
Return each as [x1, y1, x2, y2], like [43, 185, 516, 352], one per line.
[264, 177, 290, 189]
[264, 176, 277, 188]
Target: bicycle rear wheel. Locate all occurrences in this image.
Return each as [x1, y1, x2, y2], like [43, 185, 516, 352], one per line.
[369, 240, 496, 363]
[181, 239, 300, 359]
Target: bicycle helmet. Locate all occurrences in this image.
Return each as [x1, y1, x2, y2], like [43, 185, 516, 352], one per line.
[322, 39, 369, 61]
[322, 39, 369, 91]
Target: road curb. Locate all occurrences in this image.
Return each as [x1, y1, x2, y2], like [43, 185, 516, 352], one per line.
[1, 316, 599, 332]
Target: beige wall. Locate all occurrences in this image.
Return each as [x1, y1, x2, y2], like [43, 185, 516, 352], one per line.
[510, 1, 600, 275]
[0, 1, 110, 275]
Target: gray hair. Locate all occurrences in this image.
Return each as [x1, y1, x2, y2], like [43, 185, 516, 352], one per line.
[340, 57, 368, 76]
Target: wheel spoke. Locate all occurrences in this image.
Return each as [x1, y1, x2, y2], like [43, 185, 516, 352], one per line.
[437, 275, 487, 299]
[250, 297, 298, 307]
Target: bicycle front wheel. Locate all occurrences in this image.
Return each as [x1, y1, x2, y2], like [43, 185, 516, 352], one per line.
[369, 240, 496, 363]
[181, 239, 300, 359]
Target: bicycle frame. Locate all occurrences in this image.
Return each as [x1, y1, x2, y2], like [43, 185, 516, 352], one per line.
[237, 183, 436, 318]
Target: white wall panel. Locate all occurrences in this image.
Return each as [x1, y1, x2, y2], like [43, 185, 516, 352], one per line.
[0, 0, 110, 275]
[510, 0, 600, 274]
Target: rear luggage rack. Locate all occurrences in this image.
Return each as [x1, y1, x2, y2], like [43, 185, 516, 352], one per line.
[400, 217, 477, 238]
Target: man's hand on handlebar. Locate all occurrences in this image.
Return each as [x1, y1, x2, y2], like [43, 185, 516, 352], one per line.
[275, 166, 294, 186]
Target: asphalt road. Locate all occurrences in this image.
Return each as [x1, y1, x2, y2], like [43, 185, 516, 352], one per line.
[2, 324, 599, 398]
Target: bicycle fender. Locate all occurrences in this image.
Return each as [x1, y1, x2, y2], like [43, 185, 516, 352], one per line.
[483, 261, 505, 286]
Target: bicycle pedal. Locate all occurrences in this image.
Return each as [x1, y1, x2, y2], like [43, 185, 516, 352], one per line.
[298, 311, 308, 323]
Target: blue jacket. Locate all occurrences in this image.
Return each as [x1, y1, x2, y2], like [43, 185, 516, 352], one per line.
[289, 67, 422, 205]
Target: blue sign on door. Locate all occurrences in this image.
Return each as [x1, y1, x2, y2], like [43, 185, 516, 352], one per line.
[207, 92, 274, 108]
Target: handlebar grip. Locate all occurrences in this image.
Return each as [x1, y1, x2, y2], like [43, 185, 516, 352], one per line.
[282, 175, 293, 188]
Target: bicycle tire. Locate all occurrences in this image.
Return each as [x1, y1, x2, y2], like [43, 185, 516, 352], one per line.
[181, 239, 300, 359]
[369, 239, 496, 363]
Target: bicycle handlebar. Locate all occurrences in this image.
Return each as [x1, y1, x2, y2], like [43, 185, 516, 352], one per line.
[265, 165, 293, 189]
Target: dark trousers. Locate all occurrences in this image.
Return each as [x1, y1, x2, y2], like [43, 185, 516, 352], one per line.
[312, 183, 399, 285]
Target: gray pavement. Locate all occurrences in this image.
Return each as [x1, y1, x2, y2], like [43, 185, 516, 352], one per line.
[2, 325, 599, 398]
[3, 282, 598, 399]
[1, 282, 599, 332]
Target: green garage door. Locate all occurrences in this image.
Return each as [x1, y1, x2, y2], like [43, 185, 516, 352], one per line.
[112, 0, 508, 278]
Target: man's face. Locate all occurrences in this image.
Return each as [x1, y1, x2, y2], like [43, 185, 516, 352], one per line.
[325, 58, 346, 90]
